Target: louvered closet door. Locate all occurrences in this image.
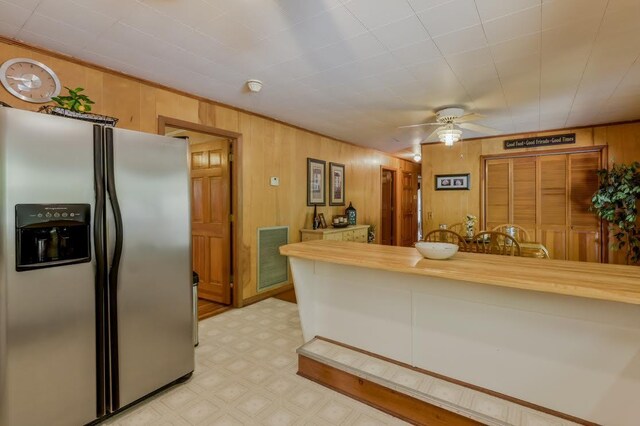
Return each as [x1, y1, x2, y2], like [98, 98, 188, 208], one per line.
[485, 160, 510, 230]
[538, 155, 568, 259]
[512, 157, 537, 240]
[568, 152, 602, 262]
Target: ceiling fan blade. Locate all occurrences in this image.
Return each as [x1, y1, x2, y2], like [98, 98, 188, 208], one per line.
[456, 113, 484, 123]
[397, 122, 440, 129]
[424, 127, 441, 142]
[458, 122, 500, 135]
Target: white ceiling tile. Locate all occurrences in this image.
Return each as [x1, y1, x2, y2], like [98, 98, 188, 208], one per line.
[217, 1, 293, 39]
[343, 0, 415, 30]
[21, 13, 96, 48]
[490, 33, 540, 63]
[197, 13, 261, 50]
[121, 2, 194, 46]
[273, 0, 342, 24]
[407, 57, 458, 82]
[541, 0, 607, 30]
[332, 53, 402, 78]
[407, 0, 455, 13]
[445, 47, 494, 72]
[390, 39, 442, 67]
[0, 21, 20, 38]
[73, 0, 148, 21]
[495, 53, 540, 79]
[432, 25, 488, 55]
[371, 15, 430, 50]
[417, 0, 480, 37]
[483, 5, 541, 44]
[36, 0, 119, 35]
[139, 0, 224, 32]
[475, 0, 541, 21]
[0, 0, 33, 28]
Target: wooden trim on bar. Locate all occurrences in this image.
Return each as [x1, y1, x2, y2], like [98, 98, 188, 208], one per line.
[241, 283, 294, 307]
[315, 336, 598, 426]
[298, 354, 482, 426]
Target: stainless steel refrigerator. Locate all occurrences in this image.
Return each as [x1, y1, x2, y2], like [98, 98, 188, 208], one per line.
[0, 107, 194, 426]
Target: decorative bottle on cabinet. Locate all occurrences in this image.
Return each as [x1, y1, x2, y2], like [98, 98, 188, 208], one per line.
[345, 202, 356, 225]
[312, 204, 319, 230]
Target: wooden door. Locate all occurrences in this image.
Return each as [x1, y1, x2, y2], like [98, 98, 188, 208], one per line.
[485, 159, 510, 230]
[512, 157, 537, 239]
[568, 152, 602, 262]
[400, 171, 417, 246]
[381, 169, 395, 245]
[538, 155, 568, 259]
[190, 140, 231, 304]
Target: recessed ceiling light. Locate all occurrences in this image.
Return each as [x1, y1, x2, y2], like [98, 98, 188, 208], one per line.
[246, 79, 263, 92]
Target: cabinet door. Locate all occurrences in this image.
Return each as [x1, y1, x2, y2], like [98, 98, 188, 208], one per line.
[568, 152, 602, 262]
[485, 159, 510, 230]
[512, 157, 537, 239]
[538, 155, 568, 259]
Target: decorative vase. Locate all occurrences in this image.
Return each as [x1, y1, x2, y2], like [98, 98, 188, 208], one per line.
[312, 204, 319, 230]
[345, 202, 356, 225]
[466, 227, 474, 239]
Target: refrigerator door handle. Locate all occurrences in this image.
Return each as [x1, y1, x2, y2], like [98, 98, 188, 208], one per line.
[105, 127, 123, 410]
[93, 125, 107, 417]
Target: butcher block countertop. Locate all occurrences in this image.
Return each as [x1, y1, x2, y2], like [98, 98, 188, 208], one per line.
[280, 240, 640, 306]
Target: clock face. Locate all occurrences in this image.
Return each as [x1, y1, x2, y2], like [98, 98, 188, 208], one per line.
[0, 58, 61, 103]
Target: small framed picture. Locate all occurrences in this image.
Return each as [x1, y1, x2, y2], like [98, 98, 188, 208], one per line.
[329, 162, 345, 206]
[435, 173, 470, 191]
[307, 158, 326, 205]
[317, 213, 327, 229]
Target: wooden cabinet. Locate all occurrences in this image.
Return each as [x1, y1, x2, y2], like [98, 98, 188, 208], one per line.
[484, 150, 603, 262]
[300, 225, 369, 243]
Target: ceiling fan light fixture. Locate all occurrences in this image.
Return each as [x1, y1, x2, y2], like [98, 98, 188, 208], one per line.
[437, 125, 462, 146]
[413, 153, 422, 162]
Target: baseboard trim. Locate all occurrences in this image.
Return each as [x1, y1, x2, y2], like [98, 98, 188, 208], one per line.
[242, 283, 294, 306]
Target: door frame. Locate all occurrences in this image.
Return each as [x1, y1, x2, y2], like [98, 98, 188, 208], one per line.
[380, 166, 399, 246]
[158, 116, 244, 308]
[480, 145, 608, 261]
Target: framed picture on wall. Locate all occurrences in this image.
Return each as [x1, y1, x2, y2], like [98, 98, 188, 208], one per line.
[307, 158, 326, 205]
[329, 162, 345, 206]
[435, 173, 470, 190]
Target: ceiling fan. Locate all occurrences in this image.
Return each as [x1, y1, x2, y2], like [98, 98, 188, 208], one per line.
[399, 107, 499, 146]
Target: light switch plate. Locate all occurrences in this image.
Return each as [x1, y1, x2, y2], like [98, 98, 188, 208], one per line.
[270, 177, 280, 186]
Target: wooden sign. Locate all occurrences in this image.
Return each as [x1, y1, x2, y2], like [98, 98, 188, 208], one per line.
[504, 133, 576, 150]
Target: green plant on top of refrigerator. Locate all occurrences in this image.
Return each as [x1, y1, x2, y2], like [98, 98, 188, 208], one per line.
[51, 87, 95, 112]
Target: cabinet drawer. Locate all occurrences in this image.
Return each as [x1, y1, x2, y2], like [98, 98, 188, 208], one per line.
[343, 230, 355, 241]
[301, 233, 321, 242]
[354, 229, 367, 243]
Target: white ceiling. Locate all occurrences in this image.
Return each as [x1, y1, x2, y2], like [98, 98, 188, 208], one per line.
[1, 0, 639, 157]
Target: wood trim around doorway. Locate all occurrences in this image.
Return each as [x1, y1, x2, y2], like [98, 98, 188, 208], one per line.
[158, 116, 244, 308]
[380, 166, 399, 246]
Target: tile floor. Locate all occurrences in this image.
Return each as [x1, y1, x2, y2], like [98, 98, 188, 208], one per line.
[102, 298, 408, 425]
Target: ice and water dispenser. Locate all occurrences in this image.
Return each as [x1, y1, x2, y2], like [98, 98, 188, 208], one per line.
[15, 204, 91, 271]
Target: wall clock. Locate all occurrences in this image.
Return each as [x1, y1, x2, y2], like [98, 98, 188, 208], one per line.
[0, 58, 61, 103]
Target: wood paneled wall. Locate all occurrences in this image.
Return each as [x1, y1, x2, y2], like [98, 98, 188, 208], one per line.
[0, 39, 419, 302]
[421, 123, 640, 264]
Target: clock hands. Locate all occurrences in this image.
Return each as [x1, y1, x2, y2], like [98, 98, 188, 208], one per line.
[7, 76, 32, 82]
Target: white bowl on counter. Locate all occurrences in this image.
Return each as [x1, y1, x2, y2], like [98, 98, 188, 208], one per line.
[415, 242, 459, 260]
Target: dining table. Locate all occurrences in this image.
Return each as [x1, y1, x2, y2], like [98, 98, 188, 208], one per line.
[463, 236, 549, 258]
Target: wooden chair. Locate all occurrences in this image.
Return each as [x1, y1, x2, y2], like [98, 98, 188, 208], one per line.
[448, 222, 463, 234]
[491, 224, 531, 242]
[424, 229, 468, 251]
[470, 231, 521, 256]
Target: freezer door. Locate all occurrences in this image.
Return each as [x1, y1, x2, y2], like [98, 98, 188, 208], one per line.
[0, 108, 97, 426]
[106, 127, 193, 409]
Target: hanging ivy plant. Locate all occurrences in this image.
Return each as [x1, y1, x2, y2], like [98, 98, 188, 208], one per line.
[591, 162, 640, 265]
